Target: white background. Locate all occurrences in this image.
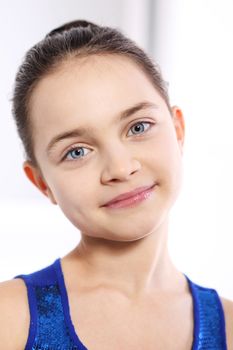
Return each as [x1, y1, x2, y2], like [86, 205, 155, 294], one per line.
[0, 0, 233, 299]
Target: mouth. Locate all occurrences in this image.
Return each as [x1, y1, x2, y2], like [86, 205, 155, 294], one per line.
[102, 183, 157, 209]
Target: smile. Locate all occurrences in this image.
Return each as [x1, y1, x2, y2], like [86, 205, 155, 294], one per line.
[103, 184, 156, 209]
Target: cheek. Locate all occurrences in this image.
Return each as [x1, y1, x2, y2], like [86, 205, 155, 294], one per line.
[147, 131, 179, 164]
[48, 170, 97, 209]
[151, 132, 183, 186]
[164, 145, 183, 199]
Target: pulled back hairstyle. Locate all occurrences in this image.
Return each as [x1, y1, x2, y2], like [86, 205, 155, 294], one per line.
[12, 19, 171, 166]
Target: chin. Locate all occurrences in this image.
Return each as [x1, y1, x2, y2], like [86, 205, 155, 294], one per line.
[101, 229, 152, 243]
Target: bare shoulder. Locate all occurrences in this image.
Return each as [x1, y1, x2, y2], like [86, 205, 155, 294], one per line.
[220, 296, 233, 350]
[0, 278, 30, 350]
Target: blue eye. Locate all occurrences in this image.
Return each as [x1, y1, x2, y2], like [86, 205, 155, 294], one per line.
[64, 147, 90, 161]
[127, 121, 151, 136]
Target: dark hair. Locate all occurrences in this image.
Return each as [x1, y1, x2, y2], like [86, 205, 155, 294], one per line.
[12, 19, 171, 166]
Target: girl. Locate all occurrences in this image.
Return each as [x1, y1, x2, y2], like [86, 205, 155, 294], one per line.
[0, 20, 232, 350]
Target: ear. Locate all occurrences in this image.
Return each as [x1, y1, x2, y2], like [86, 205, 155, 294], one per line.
[171, 106, 185, 154]
[23, 161, 57, 205]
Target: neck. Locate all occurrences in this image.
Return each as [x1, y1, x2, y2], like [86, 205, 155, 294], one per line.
[65, 218, 185, 299]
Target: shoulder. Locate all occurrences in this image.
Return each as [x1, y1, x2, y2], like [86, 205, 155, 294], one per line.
[220, 296, 233, 349]
[0, 278, 30, 350]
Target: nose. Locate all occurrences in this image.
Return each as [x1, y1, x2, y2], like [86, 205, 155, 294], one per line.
[100, 145, 141, 183]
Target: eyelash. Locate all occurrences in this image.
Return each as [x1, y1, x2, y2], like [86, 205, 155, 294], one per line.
[62, 121, 154, 162]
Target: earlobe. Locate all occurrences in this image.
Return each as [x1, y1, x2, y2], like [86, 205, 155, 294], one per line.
[23, 161, 57, 205]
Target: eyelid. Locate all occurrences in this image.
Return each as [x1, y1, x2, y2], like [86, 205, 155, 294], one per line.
[61, 119, 155, 162]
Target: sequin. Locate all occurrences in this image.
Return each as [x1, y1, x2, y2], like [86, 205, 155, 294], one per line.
[192, 285, 227, 349]
[32, 284, 79, 349]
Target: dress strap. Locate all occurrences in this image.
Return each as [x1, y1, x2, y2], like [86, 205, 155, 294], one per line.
[14, 259, 81, 350]
[185, 275, 227, 350]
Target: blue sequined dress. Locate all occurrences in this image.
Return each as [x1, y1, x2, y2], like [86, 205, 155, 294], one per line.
[14, 258, 227, 350]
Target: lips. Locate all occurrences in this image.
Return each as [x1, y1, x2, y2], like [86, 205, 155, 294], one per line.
[102, 183, 156, 207]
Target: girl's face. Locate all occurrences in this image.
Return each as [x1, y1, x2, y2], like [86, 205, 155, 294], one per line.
[25, 55, 185, 242]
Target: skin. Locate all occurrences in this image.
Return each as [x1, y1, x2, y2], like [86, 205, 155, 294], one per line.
[26, 54, 185, 296]
[0, 54, 232, 349]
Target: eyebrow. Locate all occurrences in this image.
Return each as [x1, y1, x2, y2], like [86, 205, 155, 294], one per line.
[46, 101, 158, 155]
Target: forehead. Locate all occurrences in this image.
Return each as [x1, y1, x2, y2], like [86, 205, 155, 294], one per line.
[30, 54, 164, 114]
[29, 55, 166, 146]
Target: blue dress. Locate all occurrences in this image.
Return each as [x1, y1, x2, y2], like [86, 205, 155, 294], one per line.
[14, 258, 227, 350]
